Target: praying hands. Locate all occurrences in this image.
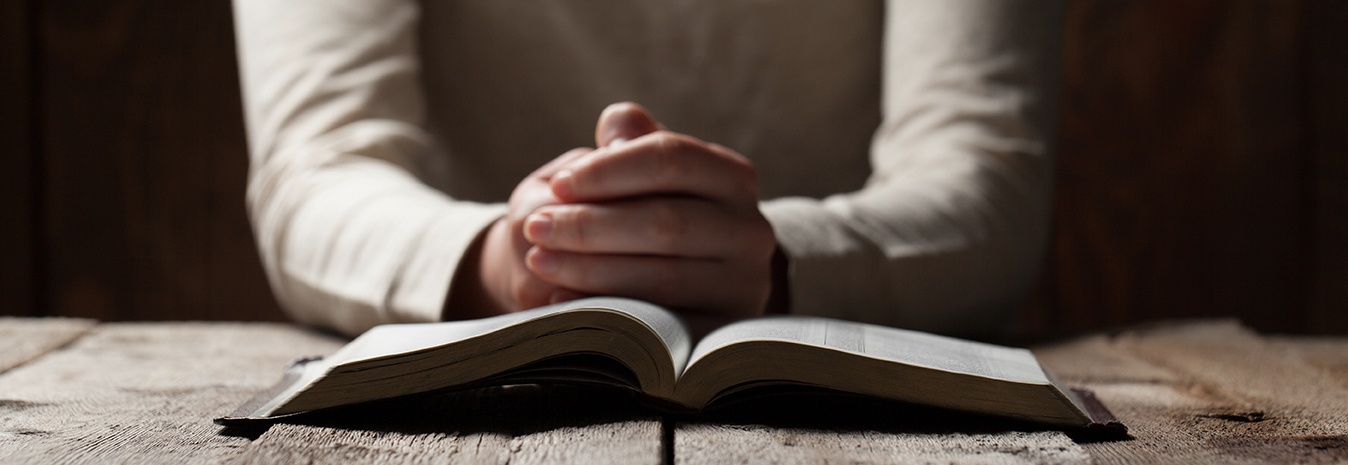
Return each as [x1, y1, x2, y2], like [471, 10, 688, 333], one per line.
[450, 103, 781, 334]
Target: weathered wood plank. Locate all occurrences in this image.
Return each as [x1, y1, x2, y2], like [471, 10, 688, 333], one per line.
[0, 322, 342, 464]
[1036, 321, 1348, 464]
[6, 319, 1342, 464]
[675, 321, 1348, 464]
[675, 424, 1088, 465]
[231, 385, 663, 465]
[673, 391, 1092, 465]
[1265, 335, 1348, 391]
[0, 317, 95, 373]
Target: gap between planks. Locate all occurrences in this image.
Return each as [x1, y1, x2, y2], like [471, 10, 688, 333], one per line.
[0, 317, 97, 375]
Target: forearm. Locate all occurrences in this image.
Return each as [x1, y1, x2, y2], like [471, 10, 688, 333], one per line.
[762, 165, 1050, 334]
[762, 0, 1063, 335]
[249, 152, 503, 335]
[235, 0, 507, 335]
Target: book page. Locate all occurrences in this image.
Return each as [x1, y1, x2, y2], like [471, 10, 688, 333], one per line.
[324, 308, 552, 366]
[689, 315, 825, 364]
[858, 322, 1047, 384]
[326, 297, 692, 370]
[569, 297, 692, 373]
[688, 315, 1047, 384]
[246, 297, 692, 418]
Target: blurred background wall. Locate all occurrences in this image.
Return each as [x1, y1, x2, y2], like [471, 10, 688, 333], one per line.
[2, 0, 1345, 336]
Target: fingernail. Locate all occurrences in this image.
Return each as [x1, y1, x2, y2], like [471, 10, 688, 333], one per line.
[526, 248, 558, 275]
[524, 212, 553, 243]
[551, 170, 576, 200]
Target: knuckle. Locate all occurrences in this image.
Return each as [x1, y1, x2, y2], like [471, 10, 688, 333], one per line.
[730, 213, 774, 250]
[706, 141, 756, 191]
[651, 130, 682, 148]
[559, 206, 592, 248]
[753, 218, 776, 248]
[651, 132, 689, 188]
[730, 157, 759, 197]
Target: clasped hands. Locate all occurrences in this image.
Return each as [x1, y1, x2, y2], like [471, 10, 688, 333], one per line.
[453, 103, 781, 334]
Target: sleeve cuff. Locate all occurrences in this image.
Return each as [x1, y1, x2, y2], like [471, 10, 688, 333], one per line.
[761, 196, 888, 323]
[386, 203, 506, 324]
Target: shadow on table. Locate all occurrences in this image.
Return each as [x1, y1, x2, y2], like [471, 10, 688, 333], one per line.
[217, 384, 654, 440]
[218, 384, 1128, 444]
[687, 387, 1130, 444]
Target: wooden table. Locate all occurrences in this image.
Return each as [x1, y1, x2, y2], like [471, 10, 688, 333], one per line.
[1, 318, 1345, 464]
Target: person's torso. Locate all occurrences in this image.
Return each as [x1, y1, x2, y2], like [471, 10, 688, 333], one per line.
[417, 0, 883, 201]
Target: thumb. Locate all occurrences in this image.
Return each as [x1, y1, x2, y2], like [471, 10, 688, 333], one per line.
[595, 102, 663, 148]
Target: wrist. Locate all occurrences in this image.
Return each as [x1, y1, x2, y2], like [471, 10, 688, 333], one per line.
[445, 219, 510, 320]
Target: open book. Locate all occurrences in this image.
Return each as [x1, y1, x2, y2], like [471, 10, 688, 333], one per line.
[218, 297, 1123, 433]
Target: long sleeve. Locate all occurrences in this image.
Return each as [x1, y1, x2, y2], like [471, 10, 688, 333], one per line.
[233, 0, 504, 336]
[761, 0, 1064, 334]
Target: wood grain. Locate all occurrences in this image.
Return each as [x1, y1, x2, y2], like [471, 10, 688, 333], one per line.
[36, 0, 281, 322]
[0, 317, 94, 373]
[237, 419, 661, 465]
[676, 321, 1348, 464]
[672, 377, 1096, 464]
[675, 425, 1088, 465]
[0, 322, 342, 463]
[2, 319, 1345, 463]
[0, 320, 662, 464]
[1036, 321, 1348, 464]
[0, 0, 36, 318]
[233, 386, 663, 465]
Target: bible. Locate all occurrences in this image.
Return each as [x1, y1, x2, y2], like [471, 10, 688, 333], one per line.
[217, 297, 1123, 433]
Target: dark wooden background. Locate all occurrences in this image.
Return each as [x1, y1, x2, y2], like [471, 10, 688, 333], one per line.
[3, 1, 1345, 336]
